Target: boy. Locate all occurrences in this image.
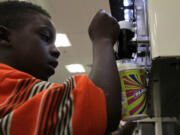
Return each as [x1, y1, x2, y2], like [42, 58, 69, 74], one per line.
[0, 1, 121, 135]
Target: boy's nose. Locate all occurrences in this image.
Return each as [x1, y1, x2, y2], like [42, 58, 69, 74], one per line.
[50, 44, 60, 58]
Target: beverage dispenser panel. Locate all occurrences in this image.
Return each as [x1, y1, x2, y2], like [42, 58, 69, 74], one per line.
[148, 0, 180, 58]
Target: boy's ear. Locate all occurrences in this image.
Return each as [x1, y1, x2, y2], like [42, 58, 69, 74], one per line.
[0, 26, 11, 48]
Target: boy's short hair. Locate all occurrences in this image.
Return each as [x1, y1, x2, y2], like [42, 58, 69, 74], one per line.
[0, 1, 51, 29]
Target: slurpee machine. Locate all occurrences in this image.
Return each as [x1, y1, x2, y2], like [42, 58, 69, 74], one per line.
[109, 0, 180, 134]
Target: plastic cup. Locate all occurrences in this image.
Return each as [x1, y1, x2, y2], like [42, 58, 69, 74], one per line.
[117, 60, 148, 121]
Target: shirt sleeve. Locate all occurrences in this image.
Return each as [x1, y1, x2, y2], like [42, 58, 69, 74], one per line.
[72, 75, 107, 135]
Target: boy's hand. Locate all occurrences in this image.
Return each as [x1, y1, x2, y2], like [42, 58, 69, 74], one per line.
[88, 9, 120, 45]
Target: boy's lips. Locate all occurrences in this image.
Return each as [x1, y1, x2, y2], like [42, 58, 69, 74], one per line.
[48, 61, 58, 69]
[47, 60, 58, 75]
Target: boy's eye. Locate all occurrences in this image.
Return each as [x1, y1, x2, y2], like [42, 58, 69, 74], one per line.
[40, 32, 51, 43]
[40, 29, 52, 43]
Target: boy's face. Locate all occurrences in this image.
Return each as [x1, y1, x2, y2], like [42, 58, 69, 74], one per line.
[9, 13, 60, 81]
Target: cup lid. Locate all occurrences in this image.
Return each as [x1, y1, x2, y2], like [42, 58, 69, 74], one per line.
[116, 60, 140, 71]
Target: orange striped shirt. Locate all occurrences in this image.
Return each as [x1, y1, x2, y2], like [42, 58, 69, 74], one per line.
[0, 63, 107, 135]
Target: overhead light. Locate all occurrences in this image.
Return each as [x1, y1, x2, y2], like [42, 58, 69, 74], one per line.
[65, 64, 85, 73]
[55, 33, 72, 47]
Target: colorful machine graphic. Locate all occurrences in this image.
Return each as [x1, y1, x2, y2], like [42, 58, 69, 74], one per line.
[120, 69, 147, 120]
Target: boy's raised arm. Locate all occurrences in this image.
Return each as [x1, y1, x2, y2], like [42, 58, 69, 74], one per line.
[88, 10, 122, 133]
